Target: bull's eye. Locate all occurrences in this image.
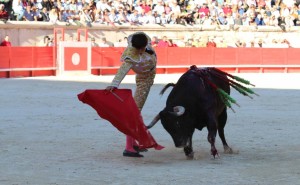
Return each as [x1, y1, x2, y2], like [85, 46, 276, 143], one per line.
[175, 121, 180, 129]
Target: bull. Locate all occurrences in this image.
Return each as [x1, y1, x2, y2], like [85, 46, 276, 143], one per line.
[147, 66, 255, 159]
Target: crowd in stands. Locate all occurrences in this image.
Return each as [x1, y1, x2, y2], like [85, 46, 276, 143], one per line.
[1, 0, 298, 47]
[0, 0, 300, 29]
[32, 33, 291, 48]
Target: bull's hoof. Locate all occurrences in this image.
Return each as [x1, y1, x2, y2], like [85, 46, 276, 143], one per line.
[224, 146, 233, 154]
[211, 149, 219, 158]
[185, 152, 194, 160]
[224, 147, 239, 154]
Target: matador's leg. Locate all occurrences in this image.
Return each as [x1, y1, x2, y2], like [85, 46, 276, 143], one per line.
[126, 71, 155, 152]
[134, 71, 156, 111]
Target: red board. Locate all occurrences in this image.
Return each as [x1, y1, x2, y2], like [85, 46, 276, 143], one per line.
[64, 47, 87, 71]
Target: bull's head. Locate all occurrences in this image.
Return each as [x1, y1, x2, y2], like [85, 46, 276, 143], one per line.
[147, 106, 194, 148]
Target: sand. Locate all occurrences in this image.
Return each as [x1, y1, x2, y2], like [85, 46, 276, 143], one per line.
[0, 73, 300, 185]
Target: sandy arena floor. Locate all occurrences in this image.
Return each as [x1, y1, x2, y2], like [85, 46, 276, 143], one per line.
[0, 73, 300, 185]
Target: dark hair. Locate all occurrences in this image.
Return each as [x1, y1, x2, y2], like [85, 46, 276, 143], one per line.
[131, 33, 148, 49]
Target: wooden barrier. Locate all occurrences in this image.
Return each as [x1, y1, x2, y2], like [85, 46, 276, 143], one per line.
[1, 47, 300, 78]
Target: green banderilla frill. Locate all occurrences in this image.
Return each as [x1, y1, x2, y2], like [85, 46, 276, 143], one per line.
[216, 88, 240, 113]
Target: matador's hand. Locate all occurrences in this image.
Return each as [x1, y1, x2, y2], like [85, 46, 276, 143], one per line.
[105, 86, 117, 93]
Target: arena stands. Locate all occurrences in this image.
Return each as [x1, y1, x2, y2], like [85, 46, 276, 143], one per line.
[1, 0, 300, 47]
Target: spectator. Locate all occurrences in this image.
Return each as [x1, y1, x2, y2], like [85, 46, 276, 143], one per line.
[153, 10, 162, 24]
[99, 37, 111, 47]
[223, 3, 233, 15]
[113, 37, 127, 47]
[191, 12, 200, 25]
[29, 0, 42, 10]
[255, 13, 266, 25]
[245, 4, 256, 18]
[140, 0, 151, 13]
[160, 12, 168, 24]
[290, 3, 299, 26]
[281, 38, 291, 47]
[206, 37, 217, 47]
[0, 3, 8, 22]
[55, 1, 65, 12]
[167, 12, 178, 24]
[39, 35, 51, 46]
[169, 0, 181, 15]
[262, 12, 270, 25]
[141, 10, 152, 24]
[201, 15, 212, 25]
[38, 7, 50, 21]
[164, 1, 172, 15]
[69, 0, 79, 12]
[264, 5, 272, 16]
[167, 39, 178, 47]
[237, 4, 247, 16]
[192, 38, 200, 47]
[116, 8, 129, 24]
[157, 36, 169, 47]
[217, 38, 228, 48]
[235, 39, 243, 47]
[23, 5, 38, 21]
[96, 0, 111, 12]
[151, 36, 158, 47]
[0, 35, 12, 46]
[77, 0, 88, 11]
[258, 39, 263, 47]
[62, 8, 79, 24]
[67, 35, 75, 41]
[185, 38, 193, 47]
[152, 0, 165, 15]
[226, 13, 235, 29]
[118, 36, 128, 47]
[128, 9, 141, 25]
[91, 37, 99, 47]
[183, 12, 195, 25]
[88, 0, 96, 14]
[198, 3, 209, 18]
[41, 0, 53, 11]
[234, 13, 243, 25]
[12, 0, 25, 21]
[80, 7, 93, 27]
[268, 14, 278, 26]
[48, 6, 59, 23]
[108, 8, 119, 24]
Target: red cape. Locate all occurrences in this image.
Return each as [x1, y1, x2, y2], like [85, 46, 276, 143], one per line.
[78, 89, 164, 150]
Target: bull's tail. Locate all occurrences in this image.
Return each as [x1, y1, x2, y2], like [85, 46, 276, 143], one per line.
[160, 83, 176, 95]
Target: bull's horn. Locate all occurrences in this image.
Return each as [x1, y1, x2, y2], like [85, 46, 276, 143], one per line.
[169, 106, 185, 116]
[146, 114, 160, 129]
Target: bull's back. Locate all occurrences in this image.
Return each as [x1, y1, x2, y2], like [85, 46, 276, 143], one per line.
[167, 69, 229, 112]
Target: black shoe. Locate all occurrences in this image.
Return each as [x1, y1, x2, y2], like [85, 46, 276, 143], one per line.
[133, 145, 148, 153]
[123, 150, 144, 157]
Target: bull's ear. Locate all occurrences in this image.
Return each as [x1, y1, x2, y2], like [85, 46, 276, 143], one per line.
[168, 106, 185, 116]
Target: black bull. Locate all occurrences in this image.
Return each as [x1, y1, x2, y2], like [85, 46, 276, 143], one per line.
[147, 67, 235, 159]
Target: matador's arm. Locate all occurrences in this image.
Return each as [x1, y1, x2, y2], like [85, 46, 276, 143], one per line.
[110, 60, 133, 88]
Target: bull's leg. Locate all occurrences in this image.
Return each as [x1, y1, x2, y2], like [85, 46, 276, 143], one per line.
[207, 113, 219, 158]
[184, 137, 194, 159]
[218, 108, 233, 154]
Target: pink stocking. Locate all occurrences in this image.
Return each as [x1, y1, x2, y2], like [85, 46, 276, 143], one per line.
[125, 135, 138, 152]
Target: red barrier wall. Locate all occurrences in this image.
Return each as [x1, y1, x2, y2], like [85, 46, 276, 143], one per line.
[1, 47, 300, 78]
